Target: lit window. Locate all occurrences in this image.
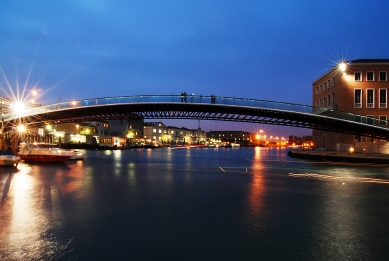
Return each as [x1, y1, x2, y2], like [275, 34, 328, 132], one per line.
[367, 89, 374, 108]
[355, 72, 362, 81]
[153, 129, 156, 133]
[354, 89, 362, 108]
[367, 72, 374, 81]
[158, 129, 162, 133]
[379, 71, 387, 81]
[380, 89, 387, 108]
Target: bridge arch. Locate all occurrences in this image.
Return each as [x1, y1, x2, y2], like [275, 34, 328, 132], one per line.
[4, 94, 389, 140]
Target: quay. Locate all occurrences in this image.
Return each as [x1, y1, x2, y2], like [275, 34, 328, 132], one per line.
[288, 150, 389, 164]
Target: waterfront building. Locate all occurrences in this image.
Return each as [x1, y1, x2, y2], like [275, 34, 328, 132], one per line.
[144, 121, 167, 145]
[144, 121, 206, 146]
[312, 59, 389, 151]
[206, 130, 252, 146]
[125, 119, 144, 145]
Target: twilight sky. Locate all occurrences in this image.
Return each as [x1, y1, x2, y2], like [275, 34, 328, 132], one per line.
[1, 0, 389, 135]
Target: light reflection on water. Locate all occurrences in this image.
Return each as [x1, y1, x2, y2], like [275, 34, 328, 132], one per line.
[0, 147, 389, 260]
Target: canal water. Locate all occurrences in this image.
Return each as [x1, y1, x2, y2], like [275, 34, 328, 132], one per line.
[1, 147, 389, 260]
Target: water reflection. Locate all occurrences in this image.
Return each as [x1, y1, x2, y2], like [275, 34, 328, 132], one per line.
[245, 147, 266, 231]
[1, 149, 389, 260]
[0, 164, 70, 260]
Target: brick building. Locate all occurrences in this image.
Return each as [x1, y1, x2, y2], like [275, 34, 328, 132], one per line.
[312, 59, 389, 150]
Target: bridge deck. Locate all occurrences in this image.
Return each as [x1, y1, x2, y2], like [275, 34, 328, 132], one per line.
[4, 94, 389, 139]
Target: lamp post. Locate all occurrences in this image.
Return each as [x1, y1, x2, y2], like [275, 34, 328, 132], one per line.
[1, 117, 3, 150]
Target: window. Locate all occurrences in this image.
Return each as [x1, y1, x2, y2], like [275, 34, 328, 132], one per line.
[327, 94, 331, 107]
[320, 84, 322, 92]
[367, 72, 374, 81]
[332, 93, 335, 107]
[323, 82, 326, 90]
[367, 89, 374, 108]
[379, 115, 387, 126]
[315, 100, 318, 107]
[316, 86, 318, 95]
[354, 89, 362, 108]
[153, 129, 156, 133]
[355, 72, 362, 81]
[379, 71, 387, 81]
[366, 115, 375, 125]
[354, 115, 362, 122]
[380, 89, 387, 108]
[319, 98, 322, 107]
[323, 97, 327, 107]
[328, 80, 331, 89]
[332, 76, 335, 85]
[158, 129, 162, 133]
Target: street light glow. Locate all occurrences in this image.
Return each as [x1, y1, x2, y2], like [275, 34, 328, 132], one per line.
[339, 62, 347, 74]
[17, 124, 26, 133]
[10, 102, 27, 116]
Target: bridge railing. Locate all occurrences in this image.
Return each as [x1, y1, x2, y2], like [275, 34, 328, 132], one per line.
[5, 94, 388, 127]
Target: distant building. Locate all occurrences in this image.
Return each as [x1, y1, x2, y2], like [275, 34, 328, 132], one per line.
[312, 59, 389, 150]
[206, 130, 252, 146]
[144, 121, 167, 145]
[144, 121, 206, 145]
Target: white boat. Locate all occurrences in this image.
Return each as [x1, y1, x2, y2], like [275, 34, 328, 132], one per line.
[0, 150, 21, 167]
[18, 143, 73, 163]
[70, 150, 84, 160]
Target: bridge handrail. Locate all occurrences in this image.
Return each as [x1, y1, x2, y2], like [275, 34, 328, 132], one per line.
[5, 94, 388, 127]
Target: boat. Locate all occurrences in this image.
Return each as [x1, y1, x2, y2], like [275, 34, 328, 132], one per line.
[70, 150, 84, 160]
[18, 142, 73, 163]
[0, 150, 21, 167]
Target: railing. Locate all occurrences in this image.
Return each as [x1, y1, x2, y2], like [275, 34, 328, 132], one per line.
[4, 94, 389, 128]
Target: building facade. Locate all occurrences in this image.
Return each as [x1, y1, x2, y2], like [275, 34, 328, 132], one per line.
[312, 59, 389, 150]
[206, 131, 253, 146]
[143, 121, 206, 146]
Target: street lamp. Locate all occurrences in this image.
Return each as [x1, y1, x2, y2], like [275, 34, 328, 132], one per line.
[339, 62, 347, 75]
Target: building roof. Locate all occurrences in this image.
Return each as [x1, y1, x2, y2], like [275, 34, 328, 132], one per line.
[312, 58, 389, 84]
[348, 59, 389, 64]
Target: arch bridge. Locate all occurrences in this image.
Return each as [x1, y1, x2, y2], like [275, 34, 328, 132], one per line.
[5, 94, 389, 140]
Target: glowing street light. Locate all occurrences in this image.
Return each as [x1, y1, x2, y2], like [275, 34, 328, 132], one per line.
[17, 124, 26, 133]
[339, 62, 347, 74]
[30, 89, 39, 104]
[9, 101, 27, 117]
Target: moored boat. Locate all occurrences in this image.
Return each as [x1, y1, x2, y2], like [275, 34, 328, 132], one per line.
[70, 150, 84, 160]
[18, 143, 73, 163]
[0, 150, 21, 167]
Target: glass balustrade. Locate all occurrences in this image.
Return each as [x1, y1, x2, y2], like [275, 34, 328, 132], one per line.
[3, 94, 388, 128]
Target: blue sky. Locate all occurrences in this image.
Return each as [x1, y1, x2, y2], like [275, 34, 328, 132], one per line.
[1, 0, 389, 135]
